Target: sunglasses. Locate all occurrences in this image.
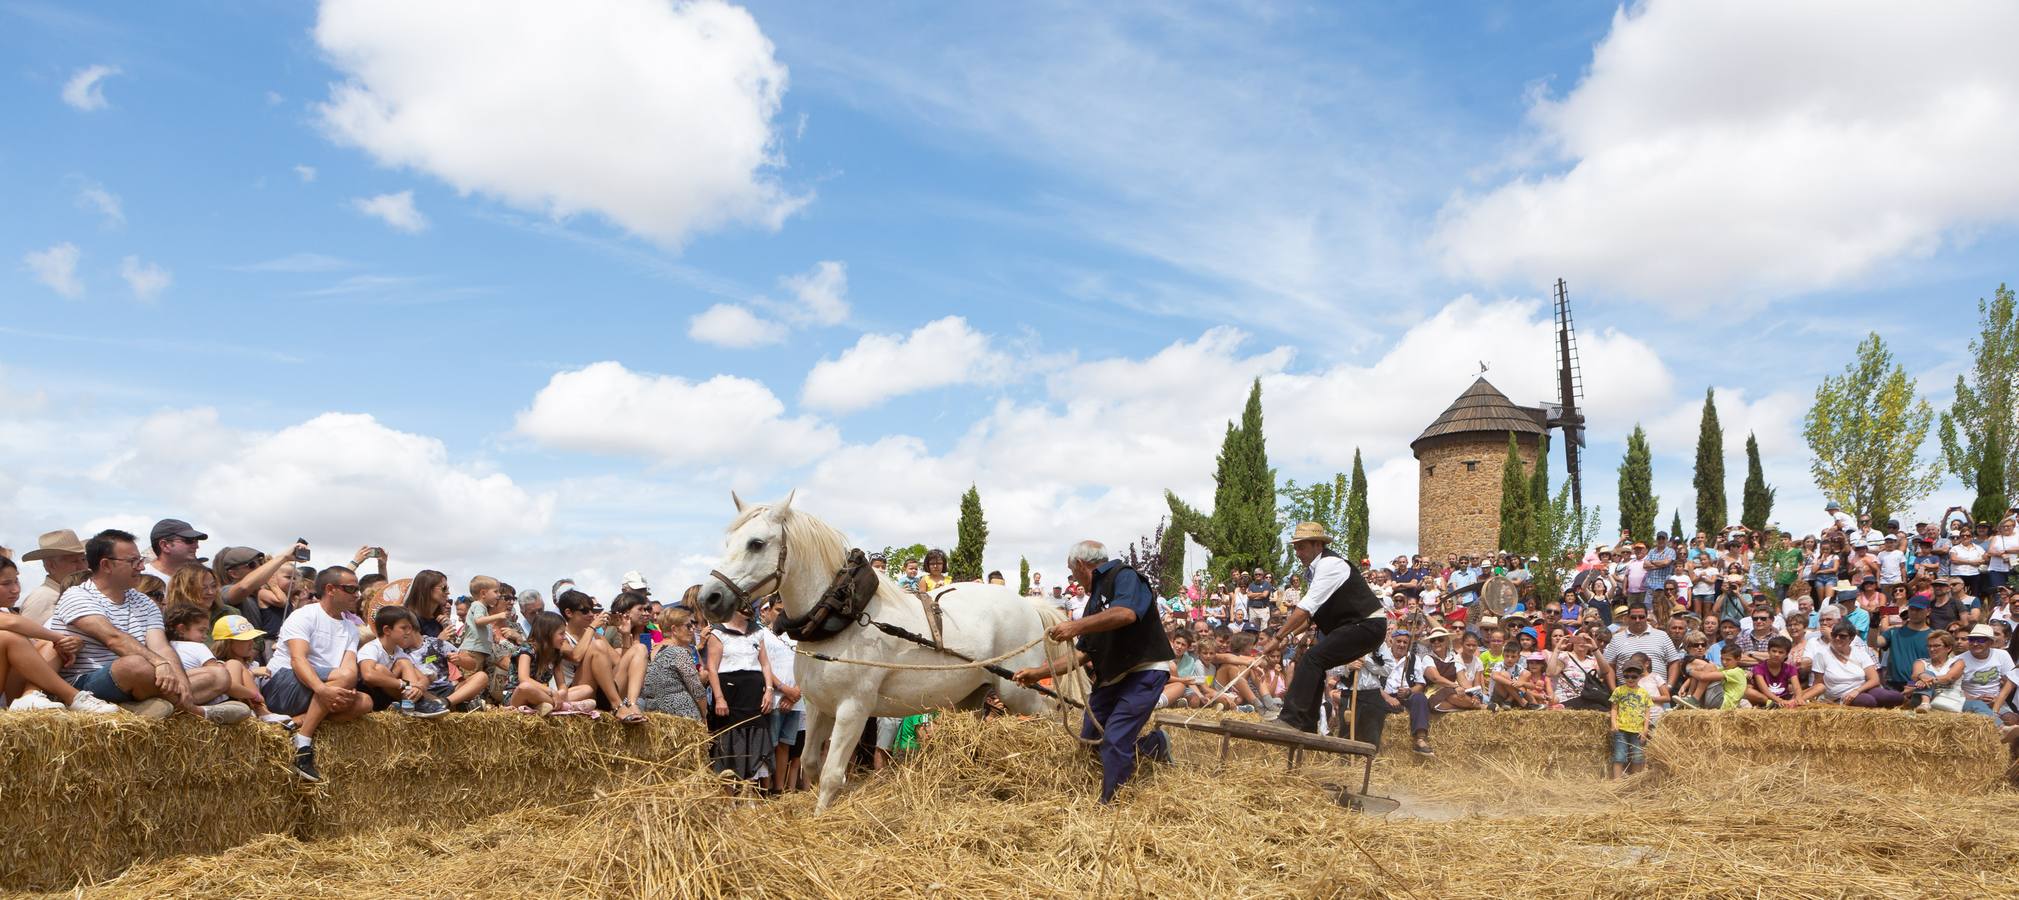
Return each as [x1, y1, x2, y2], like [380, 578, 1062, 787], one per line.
[328, 583, 361, 595]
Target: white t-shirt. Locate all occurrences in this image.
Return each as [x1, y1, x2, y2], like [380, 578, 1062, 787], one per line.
[1959, 648, 2014, 700]
[1876, 550, 1906, 583]
[1949, 541, 1987, 577]
[758, 630, 802, 711]
[173, 639, 216, 670]
[269, 602, 362, 671]
[1810, 645, 1878, 699]
[1989, 535, 2018, 573]
[357, 638, 417, 671]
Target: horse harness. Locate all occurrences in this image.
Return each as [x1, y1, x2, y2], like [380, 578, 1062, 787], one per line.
[707, 524, 789, 614]
[763, 546, 952, 651]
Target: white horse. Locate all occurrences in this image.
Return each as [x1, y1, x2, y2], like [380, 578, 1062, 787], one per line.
[697, 492, 1086, 812]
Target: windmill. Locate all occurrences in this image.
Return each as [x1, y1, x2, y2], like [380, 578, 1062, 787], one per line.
[1547, 278, 1587, 513]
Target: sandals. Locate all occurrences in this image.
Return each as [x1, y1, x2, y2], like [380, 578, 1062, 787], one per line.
[618, 703, 647, 725]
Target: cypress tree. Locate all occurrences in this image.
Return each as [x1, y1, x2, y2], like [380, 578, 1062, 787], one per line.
[1345, 449, 1370, 563]
[1618, 425, 1657, 542]
[1018, 556, 1030, 595]
[1158, 519, 1186, 596]
[1167, 379, 1278, 574]
[1528, 439, 1551, 557]
[1671, 509, 1684, 542]
[1693, 388, 1728, 536]
[1740, 432, 1775, 531]
[950, 484, 988, 582]
[1499, 433, 1530, 552]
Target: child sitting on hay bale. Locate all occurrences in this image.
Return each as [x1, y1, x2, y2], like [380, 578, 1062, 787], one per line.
[356, 606, 449, 718]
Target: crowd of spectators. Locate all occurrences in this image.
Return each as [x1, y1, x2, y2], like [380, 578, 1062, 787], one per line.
[6, 500, 2013, 791]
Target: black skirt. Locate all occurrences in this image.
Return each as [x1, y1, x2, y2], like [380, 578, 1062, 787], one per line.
[710, 669, 769, 780]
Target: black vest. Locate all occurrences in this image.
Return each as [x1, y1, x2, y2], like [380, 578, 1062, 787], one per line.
[1308, 548, 1383, 633]
[1080, 562, 1175, 686]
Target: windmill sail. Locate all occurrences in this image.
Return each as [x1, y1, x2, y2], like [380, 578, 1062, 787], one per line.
[1550, 279, 1586, 513]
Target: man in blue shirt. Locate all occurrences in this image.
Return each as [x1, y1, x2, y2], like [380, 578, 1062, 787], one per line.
[1644, 533, 1677, 605]
[1013, 539, 1173, 803]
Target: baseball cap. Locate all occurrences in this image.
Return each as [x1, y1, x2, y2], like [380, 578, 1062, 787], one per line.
[214, 546, 264, 570]
[1907, 596, 1931, 610]
[149, 518, 207, 545]
[1826, 500, 1842, 510]
[1851, 539, 1868, 549]
[621, 570, 650, 591]
[210, 614, 266, 642]
[1523, 652, 1547, 665]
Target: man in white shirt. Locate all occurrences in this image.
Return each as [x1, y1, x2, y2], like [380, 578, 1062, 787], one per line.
[265, 566, 372, 781]
[1257, 523, 1385, 737]
[1961, 624, 2013, 719]
[1876, 535, 1906, 587]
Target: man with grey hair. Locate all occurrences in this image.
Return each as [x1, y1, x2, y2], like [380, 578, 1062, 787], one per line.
[1012, 539, 1173, 803]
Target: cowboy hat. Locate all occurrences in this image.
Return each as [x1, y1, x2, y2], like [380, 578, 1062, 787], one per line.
[21, 529, 85, 562]
[1290, 522, 1333, 544]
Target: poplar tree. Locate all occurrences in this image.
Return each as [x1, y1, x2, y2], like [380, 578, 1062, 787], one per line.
[1345, 449, 1370, 563]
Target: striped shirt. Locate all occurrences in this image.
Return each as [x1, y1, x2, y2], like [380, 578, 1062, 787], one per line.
[1603, 626, 1682, 679]
[49, 580, 165, 680]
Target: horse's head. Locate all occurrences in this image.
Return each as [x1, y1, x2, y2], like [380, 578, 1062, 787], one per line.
[698, 490, 794, 624]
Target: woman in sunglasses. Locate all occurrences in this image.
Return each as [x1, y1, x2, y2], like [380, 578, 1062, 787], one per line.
[1809, 622, 1903, 707]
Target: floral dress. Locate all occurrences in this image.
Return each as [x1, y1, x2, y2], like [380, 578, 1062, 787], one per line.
[641, 643, 707, 720]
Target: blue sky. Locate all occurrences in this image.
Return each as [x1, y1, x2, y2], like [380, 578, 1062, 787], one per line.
[3, 0, 2014, 595]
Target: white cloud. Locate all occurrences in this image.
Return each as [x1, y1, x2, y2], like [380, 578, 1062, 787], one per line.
[118, 256, 171, 301]
[266, 90, 285, 106]
[24, 242, 83, 297]
[801, 316, 1011, 413]
[780, 260, 848, 326]
[313, 0, 807, 248]
[1435, 0, 2019, 303]
[294, 164, 318, 182]
[515, 361, 838, 467]
[187, 413, 553, 562]
[76, 183, 123, 226]
[61, 64, 119, 111]
[227, 252, 354, 273]
[351, 190, 427, 232]
[688, 303, 782, 348]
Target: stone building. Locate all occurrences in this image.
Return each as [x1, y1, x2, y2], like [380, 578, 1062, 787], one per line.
[1410, 377, 1548, 562]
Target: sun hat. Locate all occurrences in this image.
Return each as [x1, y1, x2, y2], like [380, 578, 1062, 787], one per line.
[210, 615, 266, 642]
[1969, 624, 1996, 640]
[1289, 522, 1333, 544]
[1424, 628, 1453, 641]
[20, 529, 85, 562]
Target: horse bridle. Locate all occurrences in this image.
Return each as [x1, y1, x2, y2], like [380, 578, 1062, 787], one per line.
[708, 526, 788, 610]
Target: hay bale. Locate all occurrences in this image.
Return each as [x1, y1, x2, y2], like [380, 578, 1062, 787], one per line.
[302, 711, 709, 839]
[0, 712, 296, 891]
[1648, 707, 2006, 791]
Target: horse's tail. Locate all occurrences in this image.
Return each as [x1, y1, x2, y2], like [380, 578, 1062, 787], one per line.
[1032, 600, 1090, 710]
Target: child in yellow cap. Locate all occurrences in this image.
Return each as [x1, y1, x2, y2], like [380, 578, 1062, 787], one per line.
[211, 614, 292, 727]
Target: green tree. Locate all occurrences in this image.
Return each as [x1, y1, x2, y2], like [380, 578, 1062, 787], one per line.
[1498, 433, 1531, 552]
[1158, 519, 1186, 596]
[1693, 387, 1728, 535]
[1740, 432, 1775, 531]
[1938, 285, 2019, 503]
[1804, 333, 1941, 525]
[1345, 449, 1370, 563]
[1168, 379, 1279, 575]
[1528, 484, 1603, 602]
[950, 484, 988, 582]
[1671, 509, 1684, 542]
[1974, 416, 2010, 524]
[879, 543, 929, 571]
[1527, 438, 1551, 558]
[1018, 555, 1030, 595]
[1618, 425, 1658, 542]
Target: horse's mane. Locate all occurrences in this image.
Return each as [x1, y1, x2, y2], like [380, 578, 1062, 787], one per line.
[730, 504, 910, 607]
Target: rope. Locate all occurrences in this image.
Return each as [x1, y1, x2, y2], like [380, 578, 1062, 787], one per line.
[791, 633, 1045, 671]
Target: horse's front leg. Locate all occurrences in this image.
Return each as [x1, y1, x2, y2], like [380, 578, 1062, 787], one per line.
[801, 703, 834, 796]
[814, 690, 872, 814]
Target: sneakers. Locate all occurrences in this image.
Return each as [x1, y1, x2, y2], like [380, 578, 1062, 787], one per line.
[8, 690, 64, 711]
[202, 701, 254, 724]
[68, 691, 120, 714]
[293, 744, 321, 782]
[259, 712, 299, 730]
[120, 698, 175, 720]
[453, 698, 488, 713]
[398, 696, 449, 719]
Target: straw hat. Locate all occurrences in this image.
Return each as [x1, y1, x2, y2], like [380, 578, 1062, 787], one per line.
[1289, 522, 1332, 544]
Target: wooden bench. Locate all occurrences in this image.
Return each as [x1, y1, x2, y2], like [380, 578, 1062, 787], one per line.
[1156, 715, 1396, 813]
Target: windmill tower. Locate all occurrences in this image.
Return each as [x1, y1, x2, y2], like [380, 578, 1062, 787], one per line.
[1547, 279, 1587, 513]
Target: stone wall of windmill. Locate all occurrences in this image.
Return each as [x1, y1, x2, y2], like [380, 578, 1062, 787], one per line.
[1411, 378, 1550, 561]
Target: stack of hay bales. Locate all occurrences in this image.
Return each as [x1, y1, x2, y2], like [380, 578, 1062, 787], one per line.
[0, 711, 707, 892]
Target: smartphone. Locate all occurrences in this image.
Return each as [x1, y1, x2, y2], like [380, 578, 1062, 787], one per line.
[369, 546, 386, 560]
[294, 539, 311, 562]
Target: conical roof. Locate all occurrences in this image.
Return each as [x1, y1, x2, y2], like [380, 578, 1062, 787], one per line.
[1410, 377, 1546, 454]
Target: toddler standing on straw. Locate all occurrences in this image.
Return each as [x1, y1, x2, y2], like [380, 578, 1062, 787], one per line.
[1609, 653, 1653, 779]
